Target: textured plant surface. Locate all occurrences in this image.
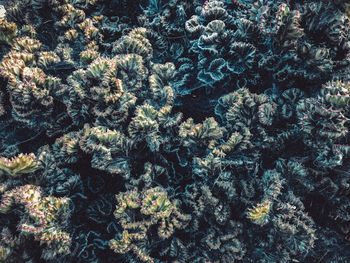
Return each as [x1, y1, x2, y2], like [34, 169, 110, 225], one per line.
[1, 0, 350, 262]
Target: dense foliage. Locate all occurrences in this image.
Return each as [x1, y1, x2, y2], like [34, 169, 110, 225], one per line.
[1, 0, 350, 262]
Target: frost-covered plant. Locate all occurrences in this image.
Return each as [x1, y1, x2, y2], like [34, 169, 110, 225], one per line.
[0, 0, 350, 262]
[109, 187, 190, 262]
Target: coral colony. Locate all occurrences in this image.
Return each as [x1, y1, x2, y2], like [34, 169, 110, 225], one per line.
[2, 0, 350, 262]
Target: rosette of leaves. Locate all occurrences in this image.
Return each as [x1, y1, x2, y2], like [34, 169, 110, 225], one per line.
[0, 153, 40, 195]
[112, 27, 153, 61]
[254, 0, 350, 87]
[60, 28, 180, 134]
[143, 0, 201, 38]
[296, 96, 348, 169]
[119, 61, 182, 153]
[109, 186, 190, 263]
[247, 191, 316, 263]
[175, 117, 255, 261]
[0, 184, 71, 261]
[184, 0, 259, 91]
[176, 117, 225, 168]
[303, 0, 350, 51]
[37, 144, 83, 197]
[51, 0, 106, 66]
[79, 125, 131, 177]
[60, 56, 128, 127]
[0, 34, 61, 131]
[180, 182, 247, 261]
[214, 87, 299, 156]
[240, 168, 315, 262]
